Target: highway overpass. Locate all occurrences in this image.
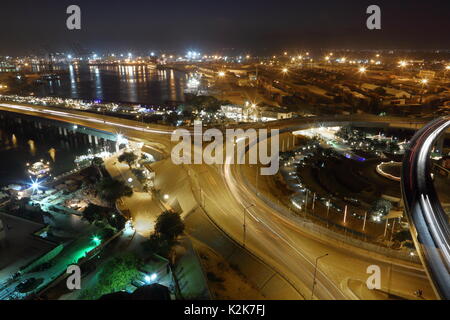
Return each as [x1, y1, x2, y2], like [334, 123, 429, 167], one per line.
[401, 116, 450, 299]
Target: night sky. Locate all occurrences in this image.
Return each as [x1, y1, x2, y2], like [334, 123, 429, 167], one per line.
[0, 0, 449, 55]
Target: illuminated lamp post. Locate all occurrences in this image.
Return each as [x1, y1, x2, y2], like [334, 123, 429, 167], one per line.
[311, 253, 329, 299]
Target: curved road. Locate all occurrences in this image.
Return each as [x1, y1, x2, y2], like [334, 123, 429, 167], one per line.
[401, 116, 450, 299]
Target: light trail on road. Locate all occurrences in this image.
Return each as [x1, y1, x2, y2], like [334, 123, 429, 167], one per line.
[0, 103, 173, 135]
[401, 116, 450, 299]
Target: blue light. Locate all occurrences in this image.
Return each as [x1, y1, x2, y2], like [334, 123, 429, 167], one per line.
[145, 273, 157, 283]
[29, 178, 41, 192]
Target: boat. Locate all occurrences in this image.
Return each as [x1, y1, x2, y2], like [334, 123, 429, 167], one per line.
[27, 161, 51, 179]
[40, 73, 61, 81]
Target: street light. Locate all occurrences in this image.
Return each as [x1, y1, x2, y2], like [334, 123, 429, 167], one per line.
[357, 67, 367, 90]
[163, 194, 169, 201]
[445, 65, 450, 82]
[311, 253, 329, 299]
[419, 79, 428, 103]
[398, 60, 408, 75]
[218, 71, 225, 77]
[399, 60, 407, 68]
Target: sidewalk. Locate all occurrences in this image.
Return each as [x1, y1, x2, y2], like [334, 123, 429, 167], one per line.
[104, 155, 164, 237]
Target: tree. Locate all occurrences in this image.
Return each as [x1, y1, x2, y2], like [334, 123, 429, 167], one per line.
[108, 213, 127, 231]
[165, 112, 179, 126]
[370, 198, 392, 218]
[186, 95, 222, 113]
[142, 233, 175, 258]
[131, 168, 146, 184]
[91, 157, 105, 178]
[141, 211, 185, 259]
[96, 177, 133, 206]
[155, 211, 185, 241]
[82, 203, 102, 223]
[386, 141, 400, 153]
[393, 230, 413, 243]
[118, 151, 138, 169]
[79, 253, 142, 300]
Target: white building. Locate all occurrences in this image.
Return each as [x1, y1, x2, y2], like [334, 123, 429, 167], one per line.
[383, 87, 411, 99]
[260, 110, 293, 122]
[221, 104, 244, 119]
[418, 70, 436, 79]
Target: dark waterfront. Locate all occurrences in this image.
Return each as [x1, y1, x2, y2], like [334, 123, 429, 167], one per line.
[0, 111, 115, 187]
[33, 64, 188, 105]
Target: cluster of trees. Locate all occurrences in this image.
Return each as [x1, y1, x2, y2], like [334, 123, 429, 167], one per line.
[336, 126, 367, 141]
[82, 203, 127, 231]
[369, 198, 393, 218]
[392, 229, 415, 249]
[118, 150, 152, 190]
[131, 168, 146, 184]
[142, 211, 185, 258]
[184, 94, 230, 113]
[336, 126, 400, 153]
[79, 253, 142, 300]
[118, 151, 138, 169]
[96, 176, 133, 206]
[91, 157, 105, 178]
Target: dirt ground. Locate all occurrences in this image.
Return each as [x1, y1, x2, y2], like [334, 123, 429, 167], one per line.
[193, 241, 266, 300]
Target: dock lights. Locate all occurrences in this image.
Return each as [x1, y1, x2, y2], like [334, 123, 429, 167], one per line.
[92, 236, 101, 245]
[144, 273, 157, 283]
[30, 178, 41, 191]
